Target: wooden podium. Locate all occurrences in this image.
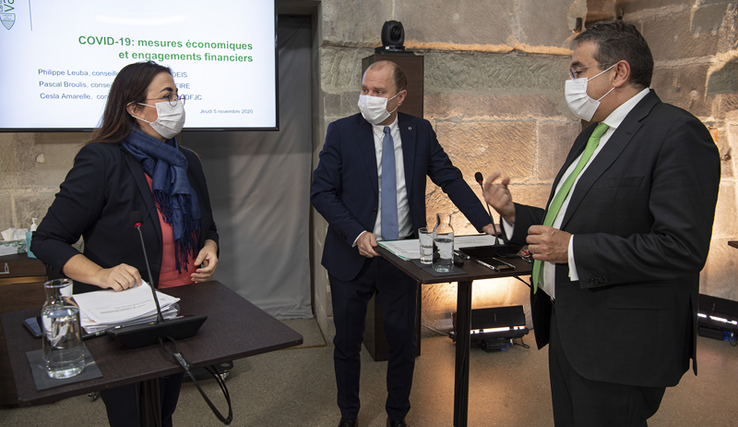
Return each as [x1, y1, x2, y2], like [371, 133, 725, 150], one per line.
[360, 52, 424, 361]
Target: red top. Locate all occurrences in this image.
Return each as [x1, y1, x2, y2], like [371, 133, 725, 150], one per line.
[146, 175, 196, 288]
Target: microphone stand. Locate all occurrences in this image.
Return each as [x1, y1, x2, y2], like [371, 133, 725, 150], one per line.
[106, 212, 207, 349]
[475, 173, 499, 245]
[134, 221, 164, 323]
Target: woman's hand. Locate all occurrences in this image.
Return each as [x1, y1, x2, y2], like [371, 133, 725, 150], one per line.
[62, 254, 141, 292]
[95, 263, 142, 291]
[192, 239, 219, 283]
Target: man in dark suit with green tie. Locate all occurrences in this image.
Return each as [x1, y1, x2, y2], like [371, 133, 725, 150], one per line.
[483, 21, 720, 426]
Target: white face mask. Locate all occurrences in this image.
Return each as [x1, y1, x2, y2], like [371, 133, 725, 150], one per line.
[132, 99, 186, 140]
[358, 92, 400, 125]
[565, 64, 616, 121]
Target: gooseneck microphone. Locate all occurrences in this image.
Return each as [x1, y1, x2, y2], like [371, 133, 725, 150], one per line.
[475, 172, 500, 245]
[106, 211, 207, 348]
[131, 211, 163, 322]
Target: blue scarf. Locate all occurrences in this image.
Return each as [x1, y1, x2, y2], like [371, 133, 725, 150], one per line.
[121, 128, 201, 272]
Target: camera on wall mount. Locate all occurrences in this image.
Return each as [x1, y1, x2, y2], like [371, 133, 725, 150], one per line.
[376, 20, 412, 54]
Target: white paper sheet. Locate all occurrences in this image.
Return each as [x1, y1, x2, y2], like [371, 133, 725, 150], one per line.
[73, 281, 180, 332]
[378, 234, 502, 260]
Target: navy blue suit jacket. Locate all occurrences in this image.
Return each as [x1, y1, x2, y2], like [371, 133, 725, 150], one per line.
[311, 113, 490, 282]
[506, 91, 720, 388]
[32, 140, 219, 293]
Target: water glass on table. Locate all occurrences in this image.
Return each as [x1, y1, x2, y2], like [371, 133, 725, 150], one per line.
[418, 227, 433, 264]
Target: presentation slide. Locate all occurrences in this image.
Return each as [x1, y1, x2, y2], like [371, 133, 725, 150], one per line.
[0, 0, 277, 131]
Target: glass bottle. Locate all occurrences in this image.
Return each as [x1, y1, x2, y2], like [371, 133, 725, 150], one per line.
[432, 212, 454, 272]
[41, 278, 85, 379]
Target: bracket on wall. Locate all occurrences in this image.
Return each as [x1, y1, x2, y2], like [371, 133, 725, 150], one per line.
[568, 0, 619, 34]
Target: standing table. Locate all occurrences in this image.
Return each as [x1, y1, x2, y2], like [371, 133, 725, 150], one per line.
[375, 246, 531, 427]
[1, 281, 303, 424]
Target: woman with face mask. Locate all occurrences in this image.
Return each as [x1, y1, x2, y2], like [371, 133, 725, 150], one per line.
[31, 61, 219, 427]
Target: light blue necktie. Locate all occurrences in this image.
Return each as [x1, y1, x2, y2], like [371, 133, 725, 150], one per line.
[381, 126, 398, 240]
[532, 122, 609, 293]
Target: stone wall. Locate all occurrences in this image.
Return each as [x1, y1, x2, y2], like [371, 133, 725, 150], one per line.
[0, 132, 85, 237]
[621, 0, 738, 299]
[310, 0, 738, 339]
[1, 0, 736, 341]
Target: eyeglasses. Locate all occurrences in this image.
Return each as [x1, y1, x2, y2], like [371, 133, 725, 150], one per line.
[145, 94, 186, 107]
[568, 62, 617, 80]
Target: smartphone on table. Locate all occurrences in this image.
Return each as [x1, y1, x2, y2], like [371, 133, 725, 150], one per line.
[478, 257, 516, 272]
[23, 316, 43, 338]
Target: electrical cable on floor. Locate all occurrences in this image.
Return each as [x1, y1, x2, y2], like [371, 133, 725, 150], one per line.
[513, 337, 530, 349]
[159, 336, 233, 426]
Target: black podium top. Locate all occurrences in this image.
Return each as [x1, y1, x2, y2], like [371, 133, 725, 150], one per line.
[1, 281, 303, 406]
[375, 245, 532, 284]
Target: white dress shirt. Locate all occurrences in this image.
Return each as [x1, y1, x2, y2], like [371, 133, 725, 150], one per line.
[354, 117, 411, 245]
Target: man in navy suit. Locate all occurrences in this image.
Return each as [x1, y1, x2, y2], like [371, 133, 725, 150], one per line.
[483, 21, 720, 426]
[311, 60, 495, 427]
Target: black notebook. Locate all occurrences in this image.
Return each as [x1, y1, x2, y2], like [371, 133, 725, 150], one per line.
[459, 243, 522, 259]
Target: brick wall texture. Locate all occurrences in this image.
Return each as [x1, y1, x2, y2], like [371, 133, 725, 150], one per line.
[313, 0, 738, 336]
[2, 0, 737, 337]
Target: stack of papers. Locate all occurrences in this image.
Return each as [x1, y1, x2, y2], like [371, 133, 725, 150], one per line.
[378, 234, 500, 260]
[73, 281, 180, 333]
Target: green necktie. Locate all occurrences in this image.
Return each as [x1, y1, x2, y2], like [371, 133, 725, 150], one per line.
[531, 122, 609, 293]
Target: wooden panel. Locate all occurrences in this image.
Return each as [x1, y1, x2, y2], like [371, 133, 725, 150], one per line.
[0, 282, 47, 313]
[0, 254, 47, 279]
[0, 276, 46, 286]
[363, 285, 421, 361]
[0, 281, 46, 408]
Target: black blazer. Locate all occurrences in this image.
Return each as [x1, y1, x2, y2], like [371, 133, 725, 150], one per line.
[32, 140, 219, 293]
[311, 113, 491, 282]
[507, 91, 720, 388]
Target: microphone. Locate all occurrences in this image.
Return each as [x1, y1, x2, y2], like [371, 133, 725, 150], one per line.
[475, 172, 500, 245]
[131, 211, 163, 322]
[106, 211, 207, 348]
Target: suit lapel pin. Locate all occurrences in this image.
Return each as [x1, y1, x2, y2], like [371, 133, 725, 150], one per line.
[408, 126, 412, 130]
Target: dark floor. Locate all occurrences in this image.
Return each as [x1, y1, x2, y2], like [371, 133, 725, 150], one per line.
[1, 319, 737, 426]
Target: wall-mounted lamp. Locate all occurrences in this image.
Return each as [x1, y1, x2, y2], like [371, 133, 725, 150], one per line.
[573, 17, 583, 34]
